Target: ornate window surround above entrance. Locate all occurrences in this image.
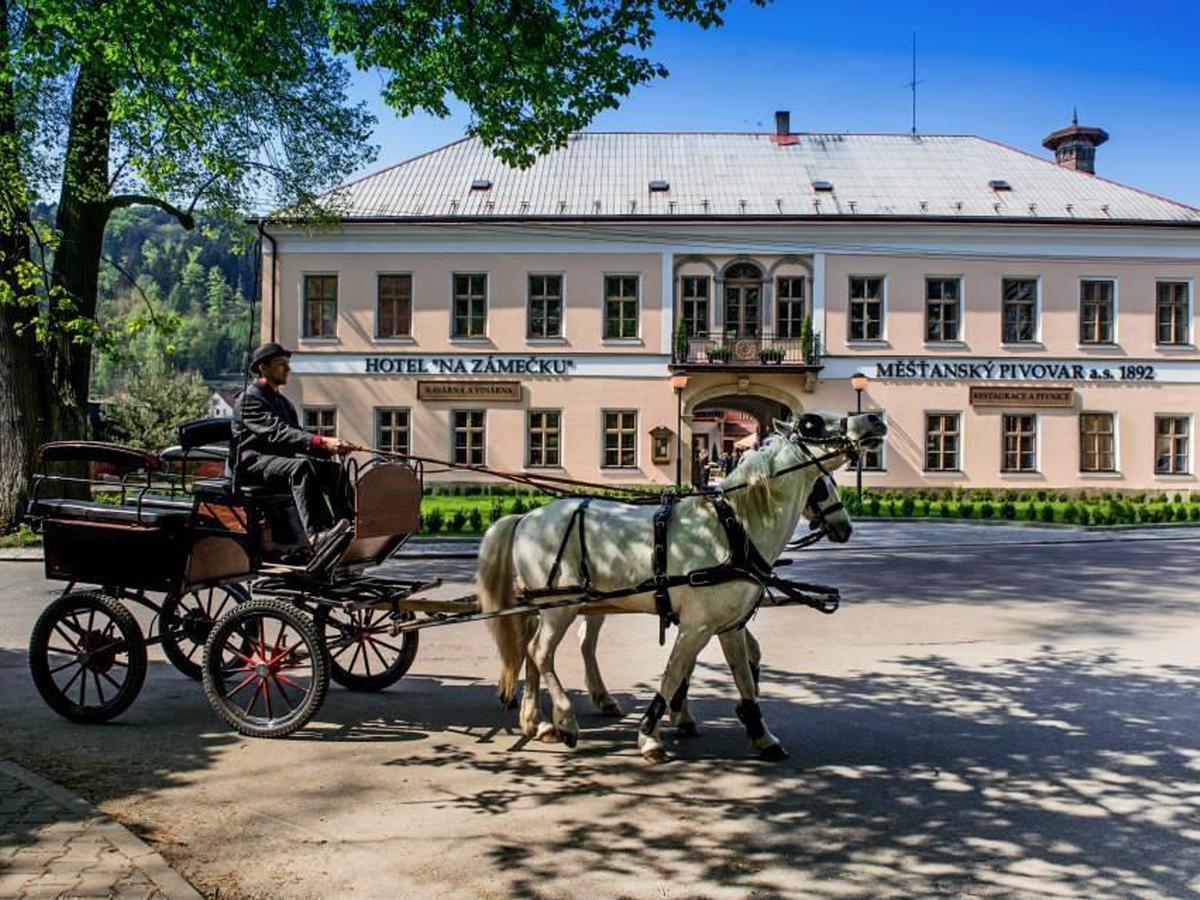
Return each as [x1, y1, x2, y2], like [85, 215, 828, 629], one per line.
[673, 254, 813, 336]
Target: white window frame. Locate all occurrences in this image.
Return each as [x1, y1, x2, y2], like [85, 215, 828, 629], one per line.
[1000, 412, 1040, 475]
[525, 408, 564, 469]
[1000, 275, 1042, 347]
[373, 271, 415, 343]
[847, 274, 887, 344]
[1154, 278, 1194, 348]
[301, 405, 338, 438]
[601, 272, 643, 344]
[298, 272, 340, 343]
[374, 406, 412, 455]
[449, 272, 489, 342]
[923, 410, 963, 474]
[526, 272, 567, 343]
[600, 408, 639, 470]
[923, 274, 965, 346]
[451, 408, 487, 465]
[1077, 276, 1119, 348]
[1078, 411, 1120, 476]
[1154, 412, 1193, 477]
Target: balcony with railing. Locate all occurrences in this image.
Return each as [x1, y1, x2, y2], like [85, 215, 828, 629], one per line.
[670, 329, 824, 372]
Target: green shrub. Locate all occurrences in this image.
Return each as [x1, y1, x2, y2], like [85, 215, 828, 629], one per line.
[1035, 489, 1048, 502]
[957, 502, 972, 518]
[1040, 503, 1055, 523]
[1190, 506, 1200, 521]
[423, 510, 444, 533]
[868, 496, 881, 516]
[979, 501, 994, 519]
[489, 501, 506, 524]
[449, 510, 468, 532]
[1174, 492, 1184, 504]
[511, 497, 528, 515]
[1063, 503, 1079, 524]
[467, 508, 484, 532]
[1176, 504, 1190, 522]
[1078, 507, 1092, 526]
[1000, 501, 1017, 520]
[1023, 503, 1038, 521]
[900, 496, 916, 516]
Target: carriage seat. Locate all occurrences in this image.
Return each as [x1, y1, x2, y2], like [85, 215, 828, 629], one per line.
[29, 498, 193, 528]
[192, 477, 292, 505]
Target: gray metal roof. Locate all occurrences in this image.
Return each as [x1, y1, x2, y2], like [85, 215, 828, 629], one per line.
[319, 132, 1200, 224]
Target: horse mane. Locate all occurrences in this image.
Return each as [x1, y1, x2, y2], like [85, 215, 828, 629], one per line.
[722, 435, 785, 528]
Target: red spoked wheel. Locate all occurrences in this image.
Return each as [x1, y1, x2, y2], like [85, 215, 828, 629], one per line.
[313, 605, 419, 692]
[201, 598, 329, 738]
[29, 591, 148, 724]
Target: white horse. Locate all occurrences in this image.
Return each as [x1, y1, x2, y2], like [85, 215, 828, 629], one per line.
[478, 411, 886, 761]
[572, 466, 854, 737]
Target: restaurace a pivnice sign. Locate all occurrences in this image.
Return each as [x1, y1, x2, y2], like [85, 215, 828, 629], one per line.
[876, 359, 1157, 382]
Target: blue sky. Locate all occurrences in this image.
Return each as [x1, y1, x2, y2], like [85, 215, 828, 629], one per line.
[346, 0, 1200, 206]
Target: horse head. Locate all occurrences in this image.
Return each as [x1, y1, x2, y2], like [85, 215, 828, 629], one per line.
[772, 410, 888, 456]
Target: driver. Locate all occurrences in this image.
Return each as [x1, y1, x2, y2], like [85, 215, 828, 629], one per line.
[231, 342, 354, 561]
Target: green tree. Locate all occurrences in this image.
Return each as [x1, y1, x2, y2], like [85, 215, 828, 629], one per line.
[0, 0, 768, 527]
[102, 356, 210, 452]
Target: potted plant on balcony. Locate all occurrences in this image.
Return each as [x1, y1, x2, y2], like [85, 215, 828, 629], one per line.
[705, 345, 732, 363]
[758, 346, 785, 364]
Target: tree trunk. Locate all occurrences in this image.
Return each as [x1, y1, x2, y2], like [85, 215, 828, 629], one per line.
[49, 64, 116, 433]
[0, 0, 53, 528]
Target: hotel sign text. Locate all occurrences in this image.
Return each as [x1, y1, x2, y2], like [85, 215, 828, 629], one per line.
[364, 355, 577, 376]
[876, 359, 1157, 382]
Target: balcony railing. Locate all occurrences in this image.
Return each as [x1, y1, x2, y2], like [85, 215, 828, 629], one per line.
[671, 329, 823, 367]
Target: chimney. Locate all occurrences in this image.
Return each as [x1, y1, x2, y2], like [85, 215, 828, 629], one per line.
[1042, 113, 1109, 174]
[775, 110, 790, 137]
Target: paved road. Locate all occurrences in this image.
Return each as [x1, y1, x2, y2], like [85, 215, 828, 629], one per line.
[1, 523, 1198, 899]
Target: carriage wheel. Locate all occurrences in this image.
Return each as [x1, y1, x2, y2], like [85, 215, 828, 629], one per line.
[160, 584, 251, 681]
[201, 598, 329, 738]
[29, 591, 148, 724]
[313, 605, 420, 692]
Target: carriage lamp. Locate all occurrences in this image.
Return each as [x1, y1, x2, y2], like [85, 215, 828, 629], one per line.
[670, 374, 690, 489]
[850, 372, 868, 502]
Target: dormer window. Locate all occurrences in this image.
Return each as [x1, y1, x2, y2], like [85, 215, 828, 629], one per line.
[812, 180, 834, 192]
[471, 179, 492, 191]
[989, 180, 1012, 192]
[649, 180, 670, 192]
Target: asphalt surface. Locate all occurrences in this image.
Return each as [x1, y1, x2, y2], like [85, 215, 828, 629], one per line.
[1, 522, 1198, 899]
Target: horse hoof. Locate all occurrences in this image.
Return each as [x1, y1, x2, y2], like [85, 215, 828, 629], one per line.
[642, 747, 670, 764]
[675, 721, 700, 738]
[600, 701, 623, 718]
[759, 744, 789, 762]
[560, 730, 579, 748]
[536, 722, 559, 743]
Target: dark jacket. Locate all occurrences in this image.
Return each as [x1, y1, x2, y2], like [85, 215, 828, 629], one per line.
[230, 381, 317, 472]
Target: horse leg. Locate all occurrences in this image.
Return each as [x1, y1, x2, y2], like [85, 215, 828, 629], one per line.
[638, 625, 711, 763]
[745, 628, 762, 694]
[668, 660, 700, 737]
[578, 616, 622, 717]
[518, 616, 543, 738]
[719, 628, 787, 761]
[528, 607, 581, 747]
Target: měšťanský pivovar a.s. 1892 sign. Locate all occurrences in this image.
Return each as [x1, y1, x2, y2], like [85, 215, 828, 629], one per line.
[875, 359, 1157, 382]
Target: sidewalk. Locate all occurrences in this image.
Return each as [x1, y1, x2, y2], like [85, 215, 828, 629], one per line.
[0, 761, 203, 900]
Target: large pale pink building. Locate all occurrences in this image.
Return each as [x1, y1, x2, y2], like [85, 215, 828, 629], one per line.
[260, 113, 1200, 491]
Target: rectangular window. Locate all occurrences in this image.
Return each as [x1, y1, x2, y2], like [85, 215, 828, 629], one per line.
[1156, 281, 1190, 345]
[1079, 413, 1115, 473]
[924, 413, 960, 472]
[925, 277, 961, 342]
[376, 274, 412, 338]
[681, 276, 709, 337]
[375, 408, 410, 456]
[1002, 414, 1038, 473]
[302, 407, 337, 438]
[527, 274, 563, 338]
[527, 410, 561, 468]
[604, 275, 639, 339]
[453, 410, 486, 465]
[303, 274, 338, 338]
[1155, 415, 1190, 474]
[452, 273, 487, 338]
[1079, 279, 1114, 344]
[848, 276, 884, 341]
[1002, 278, 1038, 343]
[776, 277, 806, 338]
[603, 410, 637, 468]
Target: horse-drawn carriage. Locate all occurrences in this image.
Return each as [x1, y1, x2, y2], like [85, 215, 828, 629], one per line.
[23, 410, 885, 756]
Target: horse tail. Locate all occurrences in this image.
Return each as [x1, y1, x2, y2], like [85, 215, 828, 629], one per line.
[477, 513, 525, 705]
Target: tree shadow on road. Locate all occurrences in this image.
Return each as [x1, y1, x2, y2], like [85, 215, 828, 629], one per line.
[341, 646, 1200, 899]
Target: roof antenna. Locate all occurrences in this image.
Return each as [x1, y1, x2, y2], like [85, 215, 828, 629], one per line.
[1072, 105, 1079, 126]
[905, 32, 924, 135]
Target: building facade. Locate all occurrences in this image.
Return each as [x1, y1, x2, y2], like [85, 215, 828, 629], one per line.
[262, 117, 1200, 491]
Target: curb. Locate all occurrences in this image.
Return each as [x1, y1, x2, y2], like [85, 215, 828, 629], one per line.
[0, 760, 205, 900]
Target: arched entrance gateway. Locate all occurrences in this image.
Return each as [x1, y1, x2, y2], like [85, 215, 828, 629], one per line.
[683, 382, 800, 485]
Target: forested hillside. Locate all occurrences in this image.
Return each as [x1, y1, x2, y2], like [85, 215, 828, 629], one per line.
[72, 204, 260, 396]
